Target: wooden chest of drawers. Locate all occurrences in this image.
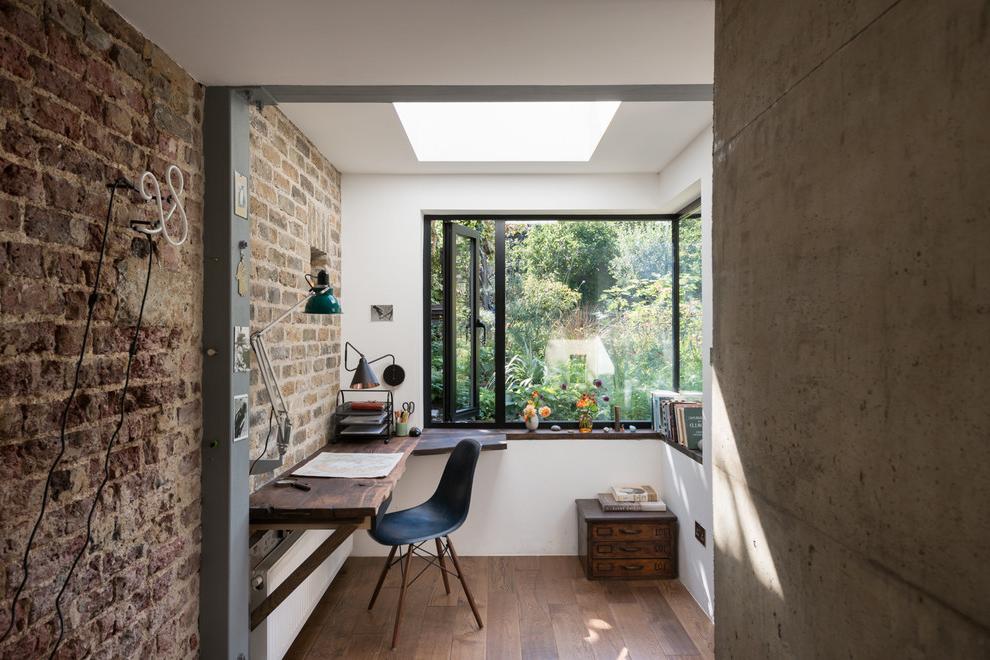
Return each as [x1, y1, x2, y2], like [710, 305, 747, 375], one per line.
[576, 498, 678, 580]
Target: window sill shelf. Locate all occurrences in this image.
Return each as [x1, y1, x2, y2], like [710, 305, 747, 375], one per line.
[509, 429, 662, 440]
[660, 436, 703, 464]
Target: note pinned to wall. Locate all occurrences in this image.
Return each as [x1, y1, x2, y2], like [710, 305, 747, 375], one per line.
[293, 452, 403, 479]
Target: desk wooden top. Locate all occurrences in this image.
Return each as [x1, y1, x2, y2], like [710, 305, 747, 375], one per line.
[249, 430, 506, 529]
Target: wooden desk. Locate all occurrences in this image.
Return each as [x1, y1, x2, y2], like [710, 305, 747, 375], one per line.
[248, 429, 506, 629]
[249, 429, 507, 530]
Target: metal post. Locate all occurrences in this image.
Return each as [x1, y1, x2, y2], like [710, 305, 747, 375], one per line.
[201, 87, 252, 659]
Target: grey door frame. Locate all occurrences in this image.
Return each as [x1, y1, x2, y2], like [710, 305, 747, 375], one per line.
[198, 83, 712, 658]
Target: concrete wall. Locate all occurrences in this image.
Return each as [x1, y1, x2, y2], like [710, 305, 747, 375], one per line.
[712, 0, 990, 657]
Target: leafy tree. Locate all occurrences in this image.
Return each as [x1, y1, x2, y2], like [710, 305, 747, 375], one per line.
[517, 221, 619, 306]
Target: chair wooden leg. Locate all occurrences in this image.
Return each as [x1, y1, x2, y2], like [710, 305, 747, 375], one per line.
[368, 545, 397, 610]
[445, 536, 483, 629]
[391, 544, 413, 649]
[435, 538, 451, 594]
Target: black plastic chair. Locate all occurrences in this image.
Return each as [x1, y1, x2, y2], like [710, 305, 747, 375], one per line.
[367, 438, 483, 649]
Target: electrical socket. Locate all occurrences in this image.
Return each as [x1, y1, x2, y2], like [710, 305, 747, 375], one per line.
[695, 521, 706, 546]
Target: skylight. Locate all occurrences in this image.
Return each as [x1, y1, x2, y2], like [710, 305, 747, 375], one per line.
[393, 101, 621, 162]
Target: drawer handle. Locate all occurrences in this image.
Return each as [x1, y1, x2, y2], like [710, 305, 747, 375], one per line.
[620, 545, 640, 553]
[618, 527, 639, 535]
[622, 564, 644, 571]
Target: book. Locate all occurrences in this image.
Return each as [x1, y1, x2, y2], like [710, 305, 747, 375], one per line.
[598, 492, 667, 512]
[610, 484, 659, 502]
[650, 390, 679, 435]
[681, 405, 703, 450]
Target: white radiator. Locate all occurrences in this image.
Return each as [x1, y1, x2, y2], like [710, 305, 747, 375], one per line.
[249, 530, 353, 659]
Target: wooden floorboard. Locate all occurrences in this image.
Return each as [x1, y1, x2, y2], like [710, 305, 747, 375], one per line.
[284, 556, 714, 660]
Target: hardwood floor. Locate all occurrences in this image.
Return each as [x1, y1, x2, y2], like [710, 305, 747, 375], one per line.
[285, 556, 714, 660]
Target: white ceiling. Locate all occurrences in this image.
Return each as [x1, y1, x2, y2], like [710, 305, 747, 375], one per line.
[107, 0, 714, 174]
[281, 101, 712, 174]
[107, 1, 714, 86]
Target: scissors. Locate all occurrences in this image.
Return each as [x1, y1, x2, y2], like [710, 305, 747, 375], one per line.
[401, 401, 416, 415]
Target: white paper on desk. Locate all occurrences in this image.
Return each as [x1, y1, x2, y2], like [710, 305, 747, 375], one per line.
[292, 452, 403, 479]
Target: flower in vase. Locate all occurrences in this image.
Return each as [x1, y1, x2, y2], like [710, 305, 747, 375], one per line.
[522, 403, 537, 420]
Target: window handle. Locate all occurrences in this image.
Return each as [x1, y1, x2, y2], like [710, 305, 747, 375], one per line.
[474, 319, 487, 345]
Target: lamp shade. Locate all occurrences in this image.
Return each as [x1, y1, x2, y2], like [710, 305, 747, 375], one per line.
[304, 270, 340, 314]
[349, 356, 380, 389]
[304, 287, 340, 314]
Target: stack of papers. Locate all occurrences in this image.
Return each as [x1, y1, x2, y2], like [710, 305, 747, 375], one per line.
[293, 452, 403, 479]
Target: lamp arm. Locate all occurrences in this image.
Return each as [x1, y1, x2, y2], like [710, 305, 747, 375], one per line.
[367, 353, 395, 367]
[344, 341, 363, 372]
[250, 332, 292, 457]
[255, 286, 327, 338]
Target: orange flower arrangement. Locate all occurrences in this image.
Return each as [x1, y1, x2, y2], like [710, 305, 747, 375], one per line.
[521, 390, 551, 421]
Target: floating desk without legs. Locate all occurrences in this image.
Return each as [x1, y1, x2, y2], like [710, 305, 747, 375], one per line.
[247, 429, 507, 630]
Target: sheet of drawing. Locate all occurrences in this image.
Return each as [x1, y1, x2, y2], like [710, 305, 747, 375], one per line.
[292, 452, 403, 478]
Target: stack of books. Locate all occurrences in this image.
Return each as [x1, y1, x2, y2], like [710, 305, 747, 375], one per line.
[598, 484, 667, 512]
[652, 391, 703, 450]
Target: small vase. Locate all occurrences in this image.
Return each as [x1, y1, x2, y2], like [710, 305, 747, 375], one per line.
[578, 412, 593, 433]
[525, 415, 540, 431]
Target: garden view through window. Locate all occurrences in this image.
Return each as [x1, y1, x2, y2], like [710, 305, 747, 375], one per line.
[427, 209, 701, 426]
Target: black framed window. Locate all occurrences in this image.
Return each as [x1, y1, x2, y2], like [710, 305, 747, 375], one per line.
[423, 210, 701, 428]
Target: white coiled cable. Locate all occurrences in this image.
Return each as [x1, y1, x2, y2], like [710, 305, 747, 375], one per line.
[137, 164, 188, 246]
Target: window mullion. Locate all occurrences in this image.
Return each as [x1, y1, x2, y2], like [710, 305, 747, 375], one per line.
[494, 220, 506, 425]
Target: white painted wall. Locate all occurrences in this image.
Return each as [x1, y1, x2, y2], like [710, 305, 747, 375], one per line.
[654, 127, 715, 619]
[352, 440, 665, 555]
[339, 158, 714, 617]
[339, 172, 673, 412]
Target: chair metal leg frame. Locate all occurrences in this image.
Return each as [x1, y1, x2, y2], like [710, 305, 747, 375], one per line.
[367, 536, 484, 648]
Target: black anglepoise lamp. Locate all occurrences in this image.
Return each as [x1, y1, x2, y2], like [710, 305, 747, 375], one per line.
[345, 341, 403, 389]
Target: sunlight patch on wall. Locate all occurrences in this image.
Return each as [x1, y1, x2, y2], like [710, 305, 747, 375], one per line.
[712, 371, 784, 600]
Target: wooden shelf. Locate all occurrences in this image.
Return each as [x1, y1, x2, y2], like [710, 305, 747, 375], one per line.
[510, 429, 662, 440]
[660, 436, 703, 464]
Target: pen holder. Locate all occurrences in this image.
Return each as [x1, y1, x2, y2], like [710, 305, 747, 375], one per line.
[395, 422, 409, 437]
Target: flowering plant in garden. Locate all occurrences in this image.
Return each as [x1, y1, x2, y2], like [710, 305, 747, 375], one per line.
[575, 379, 606, 417]
[521, 390, 551, 420]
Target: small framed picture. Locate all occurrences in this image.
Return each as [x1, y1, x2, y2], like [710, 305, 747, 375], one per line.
[371, 304, 393, 322]
[233, 326, 251, 372]
[232, 394, 248, 442]
[234, 171, 248, 219]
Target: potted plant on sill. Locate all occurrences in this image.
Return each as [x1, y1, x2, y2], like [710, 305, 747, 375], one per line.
[521, 390, 551, 431]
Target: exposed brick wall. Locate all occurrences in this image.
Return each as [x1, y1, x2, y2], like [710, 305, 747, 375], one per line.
[0, 0, 203, 657]
[248, 106, 341, 489]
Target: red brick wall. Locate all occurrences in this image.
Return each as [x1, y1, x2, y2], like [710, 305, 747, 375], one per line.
[248, 106, 342, 490]
[0, 0, 203, 657]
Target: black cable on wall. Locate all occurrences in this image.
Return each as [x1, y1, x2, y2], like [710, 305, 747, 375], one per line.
[2, 179, 131, 644]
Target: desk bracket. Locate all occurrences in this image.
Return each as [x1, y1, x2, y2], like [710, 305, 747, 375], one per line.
[249, 525, 358, 630]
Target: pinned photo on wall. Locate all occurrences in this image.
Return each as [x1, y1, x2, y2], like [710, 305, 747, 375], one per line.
[232, 394, 248, 442]
[371, 304, 393, 322]
[233, 326, 251, 372]
[234, 171, 248, 219]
